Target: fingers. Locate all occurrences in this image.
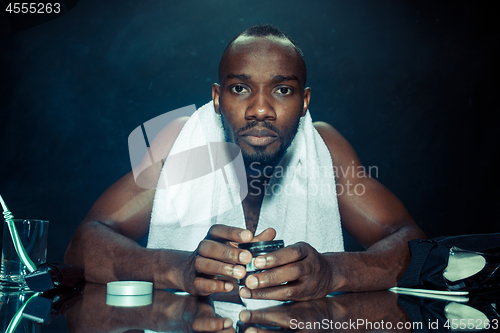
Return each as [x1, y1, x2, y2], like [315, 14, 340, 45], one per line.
[252, 242, 308, 270]
[207, 225, 276, 244]
[199, 239, 253, 264]
[239, 309, 291, 329]
[207, 225, 253, 243]
[192, 316, 233, 332]
[193, 276, 234, 294]
[194, 226, 282, 297]
[194, 256, 246, 280]
[192, 225, 254, 296]
[252, 228, 277, 242]
[244, 263, 304, 290]
[240, 281, 303, 301]
[192, 303, 234, 332]
[197, 226, 276, 273]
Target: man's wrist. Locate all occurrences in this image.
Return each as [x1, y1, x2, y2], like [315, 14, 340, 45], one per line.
[151, 249, 191, 291]
[322, 252, 358, 292]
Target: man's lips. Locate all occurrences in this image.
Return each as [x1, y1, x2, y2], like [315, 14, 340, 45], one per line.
[240, 128, 278, 147]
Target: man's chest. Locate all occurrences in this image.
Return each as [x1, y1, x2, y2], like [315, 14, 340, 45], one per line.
[241, 196, 263, 235]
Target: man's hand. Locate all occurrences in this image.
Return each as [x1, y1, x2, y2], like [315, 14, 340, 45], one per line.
[181, 225, 276, 296]
[239, 242, 333, 301]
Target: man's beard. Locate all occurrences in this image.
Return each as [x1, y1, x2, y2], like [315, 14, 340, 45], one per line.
[219, 112, 300, 177]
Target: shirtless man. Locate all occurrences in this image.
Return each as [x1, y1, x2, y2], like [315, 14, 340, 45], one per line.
[65, 25, 425, 303]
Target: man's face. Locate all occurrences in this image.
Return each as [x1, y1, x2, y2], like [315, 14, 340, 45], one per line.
[213, 36, 310, 174]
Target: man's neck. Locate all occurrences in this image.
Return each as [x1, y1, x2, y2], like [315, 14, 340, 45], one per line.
[245, 167, 273, 201]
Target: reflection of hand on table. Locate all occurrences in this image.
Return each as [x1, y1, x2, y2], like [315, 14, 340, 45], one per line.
[237, 291, 412, 333]
[65, 283, 234, 333]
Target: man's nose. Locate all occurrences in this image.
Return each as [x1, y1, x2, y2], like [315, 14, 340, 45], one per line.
[244, 91, 277, 121]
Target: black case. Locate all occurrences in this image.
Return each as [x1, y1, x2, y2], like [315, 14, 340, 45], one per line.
[398, 233, 500, 292]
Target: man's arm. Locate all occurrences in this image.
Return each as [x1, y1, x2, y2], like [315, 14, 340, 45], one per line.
[238, 122, 425, 300]
[314, 121, 425, 291]
[64, 117, 192, 289]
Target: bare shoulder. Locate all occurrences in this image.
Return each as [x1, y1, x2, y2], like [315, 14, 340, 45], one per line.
[83, 116, 190, 240]
[314, 121, 420, 248]
[149, 116, 190, 160]
[313, 121, 346, 145]
[313, 121, 361, 168]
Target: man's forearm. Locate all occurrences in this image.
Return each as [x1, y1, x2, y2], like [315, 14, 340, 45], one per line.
[325, 225, 426, 292]
[64, 221, 191, 290]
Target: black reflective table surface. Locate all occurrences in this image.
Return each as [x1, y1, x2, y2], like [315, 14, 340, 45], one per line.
[1, 283, 499, 332]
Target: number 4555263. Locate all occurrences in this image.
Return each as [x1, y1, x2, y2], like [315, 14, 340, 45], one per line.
[6, 3, 61, 14]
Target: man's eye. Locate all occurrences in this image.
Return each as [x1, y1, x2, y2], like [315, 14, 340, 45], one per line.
[275, 87, 292, 95]
[231, 85, 248, 94]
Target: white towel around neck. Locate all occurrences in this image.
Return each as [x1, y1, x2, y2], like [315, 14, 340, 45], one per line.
[147, 101, 343, 254]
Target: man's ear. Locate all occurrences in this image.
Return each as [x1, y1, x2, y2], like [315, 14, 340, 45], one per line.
[212, 83, 221, 114]
[302, 87, 311, 117]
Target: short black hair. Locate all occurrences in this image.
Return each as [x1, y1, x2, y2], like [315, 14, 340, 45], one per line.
[218, 24, 307, 87]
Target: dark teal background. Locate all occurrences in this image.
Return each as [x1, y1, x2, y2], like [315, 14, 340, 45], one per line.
[1, 0, 498, 264]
